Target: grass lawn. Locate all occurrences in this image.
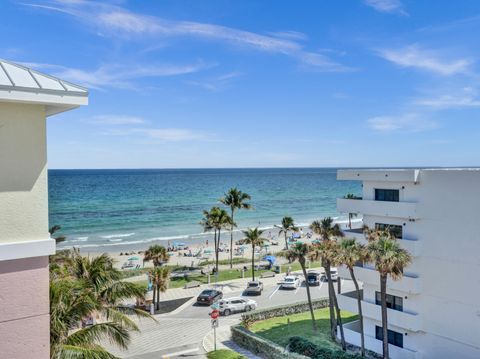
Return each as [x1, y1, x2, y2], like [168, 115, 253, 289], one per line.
[207, 349, 246, 359]
[130, 261, 322, 290]
[250, 307, 358, 351]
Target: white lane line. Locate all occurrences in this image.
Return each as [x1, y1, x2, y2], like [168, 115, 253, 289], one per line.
[162, 347, 199, 358]
[269, 285, 280, 299]
[294, 285, 300, 295]
[318, 281, 324, 290]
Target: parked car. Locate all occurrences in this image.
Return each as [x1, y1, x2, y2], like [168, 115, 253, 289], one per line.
[321, 267, 339, 282]
[280, 275, 301, 289]
[307, 270, 322, 286]
[218, 297, 257, 316]
[244, 281, 263, 295]
[196, 289, 223, 305]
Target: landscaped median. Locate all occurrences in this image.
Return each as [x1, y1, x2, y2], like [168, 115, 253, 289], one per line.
[231, 299, 364, 359]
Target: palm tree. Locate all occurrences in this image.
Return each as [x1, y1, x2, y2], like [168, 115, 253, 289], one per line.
[368, 232, 412, 359]
[143, 245, 169, 267]
[68, 253, 151, 329]
[240, 228, 266, 281]
[201, 207, 234, 273]
[310, 217, 345, 348]
[220, 187, 252, 268]
[50, 278, 130, 359]
[282, 242, 317, 331]
[344, 194, 359, 229]
[337, 238, 367, 356]
[49, 224, 66, 244]
[149, 266, 170, 311]
[276, 216, 298, 250]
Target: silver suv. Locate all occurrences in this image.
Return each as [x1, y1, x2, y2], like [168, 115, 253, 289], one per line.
[218, 297, 257, 316]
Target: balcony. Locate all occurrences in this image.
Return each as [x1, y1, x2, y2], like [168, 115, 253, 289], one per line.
[338, 265, 422, 294]
[342, 228, 421, 257]
[338, 290, 422, 332]
[342, 321, 421, 359]
[337, 198, 418, 219]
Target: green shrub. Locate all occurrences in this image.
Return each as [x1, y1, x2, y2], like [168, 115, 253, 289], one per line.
[288, 337, 363, 359]
[207, 349, 246, 359]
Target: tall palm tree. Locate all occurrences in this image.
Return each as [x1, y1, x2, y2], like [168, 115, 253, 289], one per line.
[240, 228, 266, 281]
[143, 245, 169, 267]
[202, 207, 234, 273]
[50, 278, 130, 359]
[276, 216, 298, 250]
[310, 217, 345, 348]
[220, 187, 252, 268]
[337, 238, 367, 357]
[149, 266, 170, 311]
[368, 233, 412, 359]
[282, 242, 317, 331]
[344, 194, 359, 229]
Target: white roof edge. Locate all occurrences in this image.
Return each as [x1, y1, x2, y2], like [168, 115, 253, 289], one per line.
[337, 169, 419, 183]
[0, 59, 89, 110]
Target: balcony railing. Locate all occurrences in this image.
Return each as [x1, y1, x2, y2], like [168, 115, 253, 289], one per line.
[338, 265, 422, 294]
[337, 198, 418, 219]
[342, 321, 421, 359]
[338, 290, 422, 332]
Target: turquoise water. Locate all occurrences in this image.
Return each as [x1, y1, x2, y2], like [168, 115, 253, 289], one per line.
[49, 168, 361, 251]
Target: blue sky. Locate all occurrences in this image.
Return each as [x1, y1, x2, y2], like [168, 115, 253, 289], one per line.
[2, 0, 480, 168]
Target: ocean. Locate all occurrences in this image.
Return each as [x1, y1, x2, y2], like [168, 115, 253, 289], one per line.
[49, 168, 361, 252]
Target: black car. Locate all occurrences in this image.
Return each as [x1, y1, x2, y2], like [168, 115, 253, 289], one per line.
[307, 271, 321, 286]
[196, 289, 223, 305]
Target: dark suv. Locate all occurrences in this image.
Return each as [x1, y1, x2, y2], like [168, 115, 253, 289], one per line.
[196, 289, 223, 305]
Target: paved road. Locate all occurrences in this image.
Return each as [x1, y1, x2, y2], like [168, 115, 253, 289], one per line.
[107, 278, 356, 358]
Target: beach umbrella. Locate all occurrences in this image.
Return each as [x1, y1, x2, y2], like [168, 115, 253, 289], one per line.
[263, 255, 276, 264]
[204, 249, 213, 253]
[128, 256, 140, 261]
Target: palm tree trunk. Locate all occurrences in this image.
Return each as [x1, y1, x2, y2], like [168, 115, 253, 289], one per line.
[251, 244, 255, 281]
[214, 229, 219, 274]
[230, 208, 234, 269]
[349, 267, 365, 357]
[348, 213, 352, 229]
[152, 285, 156, 313]
[284, 232, 289, 250]
[380, 274, 389, 359]
[301, 259, 317, 331]
[156, 285, 160, 310]
[324, 261, 337, 340]
[326, 264, 345, 350]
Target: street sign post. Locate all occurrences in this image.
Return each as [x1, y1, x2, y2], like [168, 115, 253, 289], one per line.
[210, 310, 219, 351]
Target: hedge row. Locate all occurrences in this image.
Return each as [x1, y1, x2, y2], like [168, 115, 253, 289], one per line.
[240, 298, 330, 323]
[288, 336, 364, 359]
[231, 325, 308, 359]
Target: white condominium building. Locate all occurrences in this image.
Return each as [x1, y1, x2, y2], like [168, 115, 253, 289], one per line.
[336, 169, 480, 359]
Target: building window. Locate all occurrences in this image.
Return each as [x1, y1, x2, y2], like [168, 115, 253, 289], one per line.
[374, 189, 399, 202]
[375, 291, 403, 311]
[375, 326, 403, 348]
[375, 223, 403, 238]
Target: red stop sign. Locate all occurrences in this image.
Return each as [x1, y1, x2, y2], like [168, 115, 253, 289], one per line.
[210, 309, 219, 319]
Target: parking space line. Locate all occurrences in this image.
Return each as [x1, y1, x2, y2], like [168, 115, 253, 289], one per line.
[294, 286, 300, 295]
[269, 285, 280, 299]
[318, 281, 324, 290]
[162, 347, 199, 358]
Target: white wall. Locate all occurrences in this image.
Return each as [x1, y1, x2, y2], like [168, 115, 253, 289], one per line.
[0, 102, 49, 244]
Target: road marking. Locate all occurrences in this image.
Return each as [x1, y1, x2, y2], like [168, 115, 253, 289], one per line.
[294, 286, 300, 295]
[318, 281, 324, 290]
[269, 285, 280, 299]
[162, 347, 199, 358]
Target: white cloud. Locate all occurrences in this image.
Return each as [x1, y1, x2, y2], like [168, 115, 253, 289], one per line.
[367, 113, 437, 132]
[415, 87, 480, 109]
[364, 0, 407, 15]
[378, 45, 472, 75]
[26, 62, 208, 89]
[26, 1, 349, 72]
[90, 115, 146, 125]
[104, 127, 209, 142]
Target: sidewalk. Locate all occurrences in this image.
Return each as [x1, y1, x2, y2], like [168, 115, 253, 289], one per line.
[203, 324, 262, 359]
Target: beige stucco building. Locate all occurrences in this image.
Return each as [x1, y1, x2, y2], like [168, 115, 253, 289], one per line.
[0, 60, 88, 358]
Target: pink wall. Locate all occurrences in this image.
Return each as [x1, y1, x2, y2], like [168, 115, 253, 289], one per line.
[0, 256, 49, 358]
